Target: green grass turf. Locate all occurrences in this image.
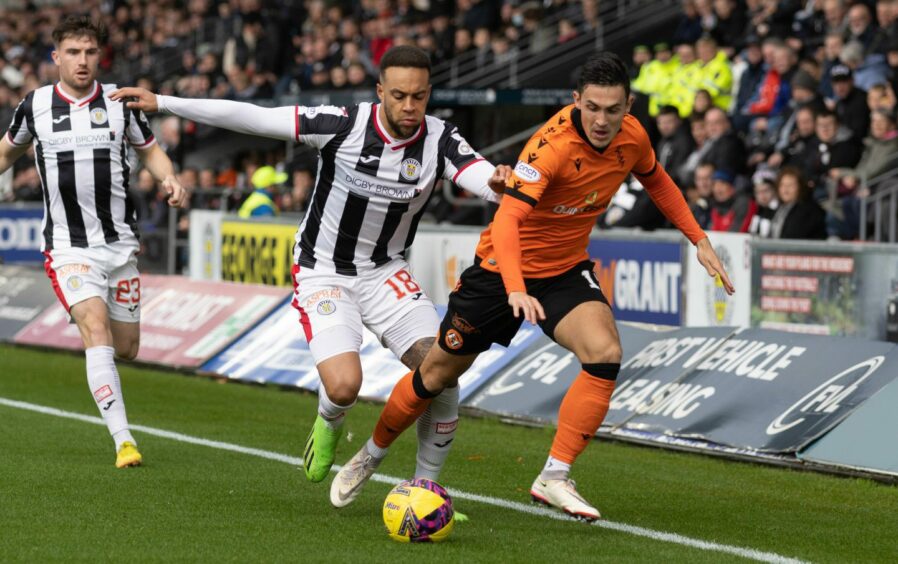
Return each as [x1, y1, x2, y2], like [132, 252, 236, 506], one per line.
[1, 344, 896, 563]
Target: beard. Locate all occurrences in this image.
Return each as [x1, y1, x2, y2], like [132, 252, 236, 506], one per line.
[384, 111, 420, 139]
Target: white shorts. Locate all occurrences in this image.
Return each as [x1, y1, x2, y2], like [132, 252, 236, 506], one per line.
[43, 241, 141, 323]
[291, 260, 439, 363]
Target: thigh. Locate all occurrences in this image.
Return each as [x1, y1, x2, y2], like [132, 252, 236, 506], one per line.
[358, 263, 437, 339]
[69, 296, 113, 348]
[106, 254, 141, 324]
[533, 260, 610, 341]
[438, 263, 522, 355]
[44, 249, 108, 313]
[292, 265, 363, 347]
[552, 301, 622, 365]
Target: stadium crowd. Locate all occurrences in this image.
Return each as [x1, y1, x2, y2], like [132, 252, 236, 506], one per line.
[2, 0, 897, 242]
[620, 0, 898, 241]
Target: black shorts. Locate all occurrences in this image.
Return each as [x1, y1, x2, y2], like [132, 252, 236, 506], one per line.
[437, 258, 610, 355]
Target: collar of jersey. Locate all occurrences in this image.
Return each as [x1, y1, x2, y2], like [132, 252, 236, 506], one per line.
[55, 81, 102, 107]
[571, 107, 612, 154]
[372, 103, 426, 150]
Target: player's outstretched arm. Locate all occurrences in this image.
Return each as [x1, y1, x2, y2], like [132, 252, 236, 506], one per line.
[0, 136, 29, 175]
[695, 237, 735, 295]
[136, 144, 187, 208]
[453, 162, 512, 203]
[110, 87, 297, 142]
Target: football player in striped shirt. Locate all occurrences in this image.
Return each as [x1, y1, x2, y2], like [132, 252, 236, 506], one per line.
[112, 46, 509, 497]
[0, 16, 186, 468]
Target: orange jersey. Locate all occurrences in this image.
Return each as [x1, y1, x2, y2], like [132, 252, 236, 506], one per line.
[477, 105, 705, 294]
[478, 107, 656, 278]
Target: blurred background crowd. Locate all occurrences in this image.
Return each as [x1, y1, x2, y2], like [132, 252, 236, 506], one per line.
[2, 0, 898, 245]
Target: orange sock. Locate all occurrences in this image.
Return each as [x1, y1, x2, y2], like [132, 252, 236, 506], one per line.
[549, 366, 618, 464]
[373, 369, 435, 449]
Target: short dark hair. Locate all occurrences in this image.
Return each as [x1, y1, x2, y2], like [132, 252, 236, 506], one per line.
[658, 105, 680, 118]
[816, 107, 838, 122]
[52, 15, 106, 46]
[577, 51, 630, 97]
[379, 45, 431, 77]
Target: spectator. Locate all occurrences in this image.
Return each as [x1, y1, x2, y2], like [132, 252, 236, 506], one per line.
[821, 31, 845, 99]
[668, 42, 703, 116]
[632, 43, 676, 117]
[709, 169, 756, 232]
[846, 3, 879, 55]
[867, 82, 897, 112]
[710, 0, 747, 53]
[749, 167, 779, 237]
[732, 36, 766, 120]
[696, 35, 733, 110]
[770, 167, 827, 240]
[674, 0, 704, 45]
[769, 104, 820, 168]
[840, 39, 890, 92]
[744, 43, 797, 127]
[702, 107, 746, 176]
[239, 166, 284, 218]
[693, 89, 714, 114]
[805, 108, 863, 198]
[689, 161, 716, 228]
[679, 111, 711, 182]
[830, 63, 871, 139]
[655, 105, 696, 185]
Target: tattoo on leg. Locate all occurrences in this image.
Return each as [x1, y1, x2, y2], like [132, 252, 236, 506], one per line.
[400, 338, 434, 370]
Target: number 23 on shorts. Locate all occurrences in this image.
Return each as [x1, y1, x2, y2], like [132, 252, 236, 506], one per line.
[115, 277, 141, 304]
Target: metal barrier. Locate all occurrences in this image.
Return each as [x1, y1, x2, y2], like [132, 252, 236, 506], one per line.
[860, 162, 898, 242]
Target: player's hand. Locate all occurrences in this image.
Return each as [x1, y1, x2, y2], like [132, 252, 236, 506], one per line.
[109, 87, 159, 113]
[508, 291, 545, 325]
[695, 237, 735, 295]
[488, 164, 513, 194]
[162, 175, 187, 208]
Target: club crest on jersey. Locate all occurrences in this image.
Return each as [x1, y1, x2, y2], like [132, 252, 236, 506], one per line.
[514, 161, 541, 183]
[317, 300, 337, 315]
[458, 142, 474, 155]
[585, 191, 598, 205]
[400, 158, 422, 181]
[89, 108, 108, 125]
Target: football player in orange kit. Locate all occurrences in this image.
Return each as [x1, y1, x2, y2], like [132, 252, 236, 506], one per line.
[331, 52, 735, 520]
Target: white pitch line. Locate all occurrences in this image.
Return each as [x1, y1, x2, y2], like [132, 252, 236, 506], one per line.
[0, 396, 808, 564]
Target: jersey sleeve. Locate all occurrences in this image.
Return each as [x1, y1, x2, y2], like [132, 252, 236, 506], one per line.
[157, 95, 297, 141]
[504, 136, 558, 207]
[126, 108, 157, 149]
[631, 122, 658, 177]
[296, 105, 352, 149]
[439, 124, 485, 181]
[5, 93, 34, 147]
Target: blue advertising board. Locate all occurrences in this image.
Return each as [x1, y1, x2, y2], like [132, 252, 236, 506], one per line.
[587, 238, 683, 326]
[0, 204, 43, 264]
[202, 303, 543, 401]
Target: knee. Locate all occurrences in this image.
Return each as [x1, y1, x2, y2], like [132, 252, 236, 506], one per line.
[115, 340, 139, 361]
[575, 340, 622, 365]
[323, 376, 361, 406]
[420, 353, 463, 391]
[80, 316, 111, 346]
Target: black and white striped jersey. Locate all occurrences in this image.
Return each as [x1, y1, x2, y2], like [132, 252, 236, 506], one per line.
[158, 97, 499, 276]
[5, 81, 156, 251]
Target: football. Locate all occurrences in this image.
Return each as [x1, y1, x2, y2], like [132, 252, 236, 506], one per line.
[382, 478, 455, 543]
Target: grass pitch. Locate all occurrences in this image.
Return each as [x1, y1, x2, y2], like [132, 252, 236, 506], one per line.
[0, 344, 896, 563]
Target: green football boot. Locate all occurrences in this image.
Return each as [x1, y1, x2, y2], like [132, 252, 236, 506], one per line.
[303, 415, 342, 482]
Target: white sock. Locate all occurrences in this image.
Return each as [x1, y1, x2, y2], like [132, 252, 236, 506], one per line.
[414, 385, 459, 481]
[540, 456, 571, 481]
[318, 384, 353, 430]
[366, 437, 389, 459]
[85, 346, 134, 451]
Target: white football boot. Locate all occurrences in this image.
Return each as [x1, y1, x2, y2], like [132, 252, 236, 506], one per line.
[530, 476, 601, 521]
[330, 444, 383, 508]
